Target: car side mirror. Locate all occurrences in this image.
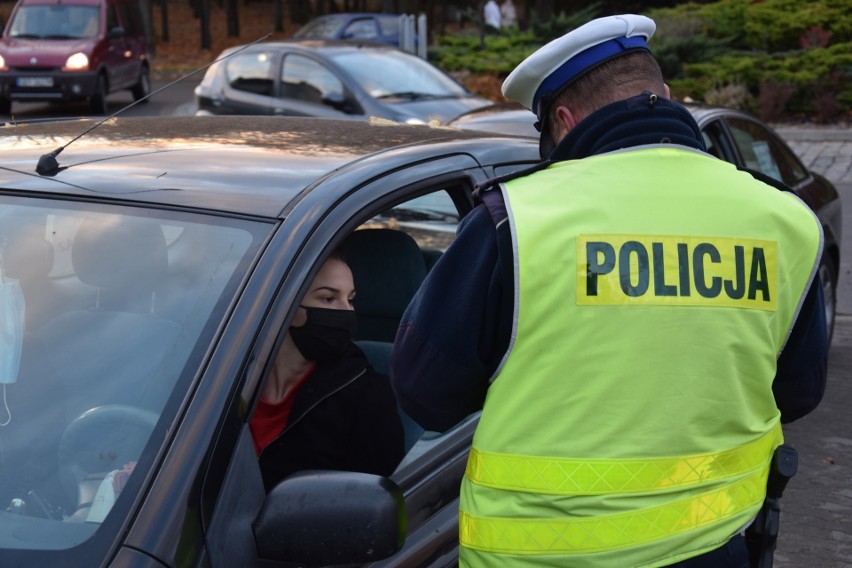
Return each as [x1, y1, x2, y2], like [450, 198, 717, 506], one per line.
[253, 470, 406, 565]
[107, 26, 126, 39]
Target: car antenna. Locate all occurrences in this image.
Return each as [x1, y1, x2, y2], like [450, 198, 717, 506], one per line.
[35, 33, 272, 176]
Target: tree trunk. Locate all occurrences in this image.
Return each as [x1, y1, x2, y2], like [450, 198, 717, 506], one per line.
[199, 0, 211, 49]
[289, 0, 309, 25]
[530, 0, 553, 23]
[159, 0, 169, 42]
[226, 0, 239, 36]
[274, 0, 284, 32]
[138, 0, 155, 55]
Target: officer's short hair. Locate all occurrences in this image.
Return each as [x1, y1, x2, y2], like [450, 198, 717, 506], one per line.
[547, 51, 665, 141]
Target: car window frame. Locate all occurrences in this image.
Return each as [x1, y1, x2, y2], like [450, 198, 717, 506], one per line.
[279, 51, 346, 106]
[201, 154, 490, 567]
[224, 49, 279, 98]
[341, 17, 379, 40]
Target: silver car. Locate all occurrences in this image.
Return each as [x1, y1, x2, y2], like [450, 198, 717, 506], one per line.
[195, 39, 490, 124]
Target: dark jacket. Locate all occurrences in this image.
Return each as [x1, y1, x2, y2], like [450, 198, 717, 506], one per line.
[390, 94, 828, 433]
[258, 343, 405, 491]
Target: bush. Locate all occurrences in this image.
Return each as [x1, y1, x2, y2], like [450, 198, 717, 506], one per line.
[649, 0, 851, 120]
[429, 4, 603, 81]
[433, 0, 852, 121]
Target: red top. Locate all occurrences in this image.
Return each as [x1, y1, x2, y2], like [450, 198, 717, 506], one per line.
[250, 365, 315, 455]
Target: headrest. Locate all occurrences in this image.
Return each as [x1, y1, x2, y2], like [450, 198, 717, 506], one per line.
[72, 219, 168, 292]
[502, 14, 655, 120]
[340, 229, 427, 342]
[3, 225, 54, 280]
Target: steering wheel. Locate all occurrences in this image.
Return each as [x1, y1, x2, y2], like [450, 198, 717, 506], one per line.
[57, 405, 158, 517]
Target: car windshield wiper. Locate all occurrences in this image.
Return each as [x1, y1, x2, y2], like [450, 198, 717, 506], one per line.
[10, 33, 42, 39]
[43, 34, 79, 40]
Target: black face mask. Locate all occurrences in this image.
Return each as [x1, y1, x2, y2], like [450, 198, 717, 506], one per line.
[289, 306, 357, 362]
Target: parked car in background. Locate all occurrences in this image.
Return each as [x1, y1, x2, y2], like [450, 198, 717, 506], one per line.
[0, 115, 541, 567]
[293, 12, 407, 47]
[0, 0, 150, 115]
[447, 102, 843, 344]
[194, 40, 490, 124]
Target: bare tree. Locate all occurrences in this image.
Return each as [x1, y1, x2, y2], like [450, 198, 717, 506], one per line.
[199, 0, 211, 49]
[274, 0, 284, 32]
[528, 0, 553, 24]
[158, 0, 169, 42]
[226, 0, 239, 36]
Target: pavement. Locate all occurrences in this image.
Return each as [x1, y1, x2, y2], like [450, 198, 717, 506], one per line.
[774, 125, 852, 185]
[769, 124, 852, 567]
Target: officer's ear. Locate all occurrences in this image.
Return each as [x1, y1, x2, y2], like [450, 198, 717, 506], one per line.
[664, 83, 671, 98]
[553, 104, 578, 141]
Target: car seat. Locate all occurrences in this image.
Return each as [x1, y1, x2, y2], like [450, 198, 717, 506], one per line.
[340, 228, 428, 343]
[341, 228, 428, 451]
[34, 218, 188, 423]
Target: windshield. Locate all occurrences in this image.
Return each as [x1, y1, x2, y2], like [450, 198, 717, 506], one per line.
[8, 5, 100, 39]
[292, 15, 345, 39]
[330, 50, 469, 99]
[0, 198, 266, 559]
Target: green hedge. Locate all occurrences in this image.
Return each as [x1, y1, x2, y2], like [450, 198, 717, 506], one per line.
[430, 0, 851, 122]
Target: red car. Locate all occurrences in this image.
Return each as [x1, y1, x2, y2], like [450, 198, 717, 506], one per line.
[0, 0, 150, 115]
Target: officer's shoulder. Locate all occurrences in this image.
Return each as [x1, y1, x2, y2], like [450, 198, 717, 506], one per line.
[473, 160, 552, 204]
[737, 165, 795, 195]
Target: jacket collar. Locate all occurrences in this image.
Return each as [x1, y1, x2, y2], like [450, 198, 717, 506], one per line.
[548, 92, 706, 162]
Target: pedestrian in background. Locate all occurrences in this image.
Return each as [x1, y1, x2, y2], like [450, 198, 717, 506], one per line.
[390, 13, 827, 567]
[500, 0, 517, 29]
[483, 0, 501, 32]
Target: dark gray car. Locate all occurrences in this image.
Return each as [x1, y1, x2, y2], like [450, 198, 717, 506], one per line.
[195, 40, 490, 124]
[0, 115, 540, 567]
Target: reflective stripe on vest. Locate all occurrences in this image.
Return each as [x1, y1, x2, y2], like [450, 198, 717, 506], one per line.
[460, 465, 768, 554]
[466, 424, 782, 495]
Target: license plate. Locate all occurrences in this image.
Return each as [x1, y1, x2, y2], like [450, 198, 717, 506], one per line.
[16, 76, 54, 88]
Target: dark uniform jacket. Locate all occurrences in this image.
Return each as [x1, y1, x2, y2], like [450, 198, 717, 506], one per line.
[259, 343, 405, 491]
[390, 94, 828, 434]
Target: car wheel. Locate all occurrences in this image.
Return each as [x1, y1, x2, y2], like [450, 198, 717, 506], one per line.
[90, 75, 108, 114]
[131, 65, 150, 102]
[0, 97, 10, 115]
[819, 255, 837, 346]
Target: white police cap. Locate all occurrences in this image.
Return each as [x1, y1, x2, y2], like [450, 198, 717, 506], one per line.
[502, 14, 656, 120]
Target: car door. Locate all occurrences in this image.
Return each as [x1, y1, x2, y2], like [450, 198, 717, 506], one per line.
[198, 153, 494, 567]
[219, 50, 280, 115]
[275, 52, 362, 118]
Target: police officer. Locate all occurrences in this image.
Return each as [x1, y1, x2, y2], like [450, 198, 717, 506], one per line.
[390, 13, 828, 568]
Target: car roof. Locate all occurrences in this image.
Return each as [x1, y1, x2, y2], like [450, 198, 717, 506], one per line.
[0, 116, 518, 217]
[304, 12, 399, 20]
[235, 39, 401, 55]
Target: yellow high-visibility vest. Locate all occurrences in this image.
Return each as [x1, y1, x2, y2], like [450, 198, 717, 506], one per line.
[460, 146, 822, 567]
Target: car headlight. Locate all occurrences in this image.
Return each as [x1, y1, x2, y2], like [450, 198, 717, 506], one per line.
[404, 117, 427, 125]
[63, 52, 89, 71]
[0, 54, 6, 71]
